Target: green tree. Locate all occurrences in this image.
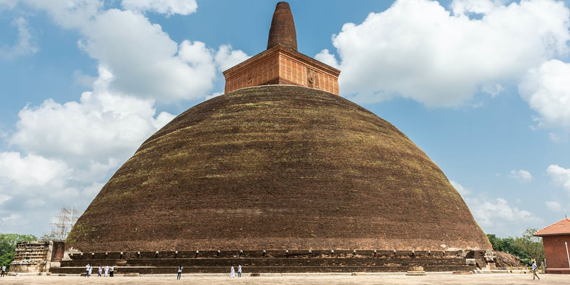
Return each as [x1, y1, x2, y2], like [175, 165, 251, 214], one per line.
[487, 234, 502, 251]
[514, 228, 544, 265]
[487, 228, 544, 266]
[0, 233, 37, 270]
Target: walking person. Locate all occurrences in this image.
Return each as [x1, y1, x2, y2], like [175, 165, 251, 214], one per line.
[229, 266, 236, 278]
[104, 265, 109, 277]
[1, 265, 6, 277]
[532, 260, 540, 280]
[110, 266, 114, 277]
[85, 264, 90, 277]
[89, 264, 93, 277]
[177, 265, 183, 280]
[97, 266, 102, 277]
[237, 264, 242, 277]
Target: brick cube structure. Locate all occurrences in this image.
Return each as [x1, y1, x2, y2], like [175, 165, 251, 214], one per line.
[223, 2, 340, 95]
[534, 218, 570, 274]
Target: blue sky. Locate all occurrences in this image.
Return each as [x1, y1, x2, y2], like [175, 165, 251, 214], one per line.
[1, 0, 570, 240]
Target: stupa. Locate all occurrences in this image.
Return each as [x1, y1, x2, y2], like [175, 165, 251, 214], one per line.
[60, 2, 491, 274]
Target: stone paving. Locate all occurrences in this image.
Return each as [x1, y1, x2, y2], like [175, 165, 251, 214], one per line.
[0, 273, 565, 285]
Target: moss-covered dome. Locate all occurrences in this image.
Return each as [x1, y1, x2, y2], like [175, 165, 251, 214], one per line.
[67, 85, 490, 252]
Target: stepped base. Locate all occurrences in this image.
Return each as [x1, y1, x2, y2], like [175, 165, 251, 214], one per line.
[50, 250, 483, 274]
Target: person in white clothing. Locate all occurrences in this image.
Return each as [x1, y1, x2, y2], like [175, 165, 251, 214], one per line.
[85, 264, 90, 277]
[177, 265, 183, 280]
[229, 266, 236, 278]
[110, 266, 114, 277]
[532, 260, 540, 280]
[88, 264, 93, 277]
[97, 266, 102, 277]
[1, 265, 6, 277]
[104, 265, 109, 277]
[237, 264, 242, 277]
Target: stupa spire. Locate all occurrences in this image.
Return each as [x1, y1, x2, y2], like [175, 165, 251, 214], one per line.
[267, 2, 298, 51]
[223, 1, 339, 95]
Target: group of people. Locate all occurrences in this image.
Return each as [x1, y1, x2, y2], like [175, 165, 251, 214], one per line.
[84, 264, 114, 277]
[229, 264, 242, 278]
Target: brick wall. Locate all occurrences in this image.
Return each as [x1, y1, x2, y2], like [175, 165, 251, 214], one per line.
[224, 46, 339, 95]
[543, 235, 570, 273]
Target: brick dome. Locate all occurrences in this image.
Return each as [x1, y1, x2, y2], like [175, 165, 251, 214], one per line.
[67, 85, 490, 252]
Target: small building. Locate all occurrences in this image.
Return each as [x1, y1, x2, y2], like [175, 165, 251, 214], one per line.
[534, 218, 570, 274]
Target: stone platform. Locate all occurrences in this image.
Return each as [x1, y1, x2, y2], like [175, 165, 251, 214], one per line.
[51, 250, 479, 274]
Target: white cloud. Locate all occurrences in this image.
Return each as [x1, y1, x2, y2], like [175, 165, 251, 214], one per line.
[0, 17, 38, 60]
[0, 152, 77, 233]
[73, 70, 97, 87]
[2, 62, 177, 234]
[450, 0, 506, 16]
[15, 1, 247, 104]
[546, 201, 564, 213]
[465, 196, 541, 236]
[314, 48, 340, 70]
[519, 60, 570, 129]
[121, 0, 197, 16]
[0, 0, 18, 10]
[451, 179, 540, 236]
[215, 45, 250, 71]
[548, 132, 568, 143]
[0, 214, 23, 228]
[205, 92, 223, 101]
[10, 66, 174, 166]
[318, 0, 570, 106]
[547, 164, 570, 192]
[83, 182, 104, 198]
[0, 194, 9, 205]
[0, 152, 70, 188]
[77, 9, 220, 103]
[22, 0, 102, 30]
[450, 180, 471, 196]
[509, 169, 533, 183]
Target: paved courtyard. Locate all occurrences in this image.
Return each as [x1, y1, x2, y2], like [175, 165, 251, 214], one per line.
[0, 273, 565, 285]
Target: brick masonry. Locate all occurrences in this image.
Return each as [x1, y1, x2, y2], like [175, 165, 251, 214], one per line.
[51, 249, 479, 274]
[542, 235, 570, 274]
[224, 45, 340, 95]
[223, 1, 340, 95]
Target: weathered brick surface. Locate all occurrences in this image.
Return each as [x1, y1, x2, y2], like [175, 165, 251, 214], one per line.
[542, 235, 570, 273]
[51, 241, 66, 262]
[53, 249, 479, 274]
[267, 2, 297, 51]
[224, 46, 339, 95]
[67, 85, 490, 253]
[223, 1, 340, 95]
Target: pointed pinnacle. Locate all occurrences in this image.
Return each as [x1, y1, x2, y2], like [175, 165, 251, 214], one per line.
[267, 2, 298, 51]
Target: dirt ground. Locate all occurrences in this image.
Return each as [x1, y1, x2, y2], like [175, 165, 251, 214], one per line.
[0, 273, 563, 285]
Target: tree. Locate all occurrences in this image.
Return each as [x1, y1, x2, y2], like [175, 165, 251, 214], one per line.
[514, 228, 544, 265]
[487, 234, 502, 251]
[487, 228, 544, 266]
[0, 234, 37, 270]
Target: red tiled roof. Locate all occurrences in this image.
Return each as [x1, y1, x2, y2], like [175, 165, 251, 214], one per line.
[534, 218, 570, 236]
